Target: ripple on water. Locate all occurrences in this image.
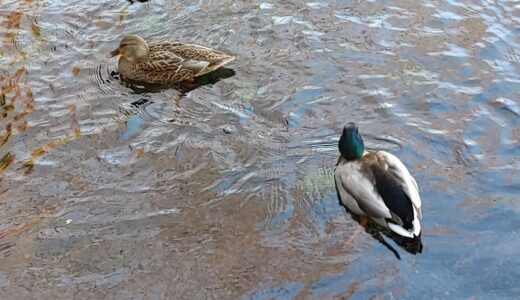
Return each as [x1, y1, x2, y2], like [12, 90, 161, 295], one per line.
[1, 0, 520, 298]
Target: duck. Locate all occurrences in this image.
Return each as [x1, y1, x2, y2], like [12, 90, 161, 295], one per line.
[334, 122, 422, 239]
[107, 34, 235, 84]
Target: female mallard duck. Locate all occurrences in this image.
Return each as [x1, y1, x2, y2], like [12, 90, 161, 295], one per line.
[334, 123, 422, 238]
[108, 34, 235, 84]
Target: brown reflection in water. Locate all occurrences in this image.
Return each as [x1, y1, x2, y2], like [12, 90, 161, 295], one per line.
[1, 2, 87, 177]
[0, 65, 35, 171]
[0, 152, 15, 174]
[0, 0, 518, 297]
[0, 4, 70, 266]
[3, 12, 22, 48]
[19, 103, 81, 173]
[1, 2, 42, 177]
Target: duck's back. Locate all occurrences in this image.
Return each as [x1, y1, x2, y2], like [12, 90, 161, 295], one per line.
[366, 151, 421, 214]
[335, 151, 421, 230]
[152, 41, 235, 76]
[364, 153, 415, 229]
[119, 44, 192, 84]
[148, 41, 184, 54]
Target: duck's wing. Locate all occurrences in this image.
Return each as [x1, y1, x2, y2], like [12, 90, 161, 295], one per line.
[364, 151, 421, 237]
[335, 159, 393, 219]
[169, 44, 234, 62]
[168, 44, 235, 76]
[376, 151, 422, 218]
[149, 41, 185, 53]
[135, 50, 193, 83]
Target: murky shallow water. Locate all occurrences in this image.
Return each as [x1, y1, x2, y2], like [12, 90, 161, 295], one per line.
[1, 0, 519, 298]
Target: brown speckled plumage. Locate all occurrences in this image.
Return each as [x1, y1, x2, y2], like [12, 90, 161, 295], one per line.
[109, 35, 235, 84]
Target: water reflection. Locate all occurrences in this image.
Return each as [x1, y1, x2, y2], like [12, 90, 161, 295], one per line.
[116, 67, 237, 137]
[359, 220, 423, 260]
[1, 0, 520, 298]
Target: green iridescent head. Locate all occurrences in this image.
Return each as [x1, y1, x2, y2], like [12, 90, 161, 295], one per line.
[339, 122, 364, 160]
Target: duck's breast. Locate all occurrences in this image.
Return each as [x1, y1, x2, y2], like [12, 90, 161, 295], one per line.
[118, 58, 139, 81]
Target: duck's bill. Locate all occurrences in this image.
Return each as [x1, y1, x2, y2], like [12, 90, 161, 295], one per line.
[107, 48, 120, 58]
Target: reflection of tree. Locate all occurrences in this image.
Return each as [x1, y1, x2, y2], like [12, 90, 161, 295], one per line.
[295, 165, 335, 203]
[4, 12, 22, 47]
[0, 3, 82, 175]
[0, 6, 37, 176]
[0, 66, 34, 137]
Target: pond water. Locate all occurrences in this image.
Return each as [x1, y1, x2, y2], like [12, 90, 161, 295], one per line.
[1, 0, 519, 298]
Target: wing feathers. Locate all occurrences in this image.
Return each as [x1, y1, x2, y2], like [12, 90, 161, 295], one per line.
[181, 60, 211, 74]
[336, 161, 392, 219]
[376, 151, 421, 214]
[170, 44, 233, 63]
[370, 164, 414, 229]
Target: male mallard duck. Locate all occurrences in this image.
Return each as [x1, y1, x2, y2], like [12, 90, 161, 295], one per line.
[334, 123, 422, 238]
[108, 34, 235, 84]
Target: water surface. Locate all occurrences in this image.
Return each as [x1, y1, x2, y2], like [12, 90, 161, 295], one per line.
[0, 0, 519, 298]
